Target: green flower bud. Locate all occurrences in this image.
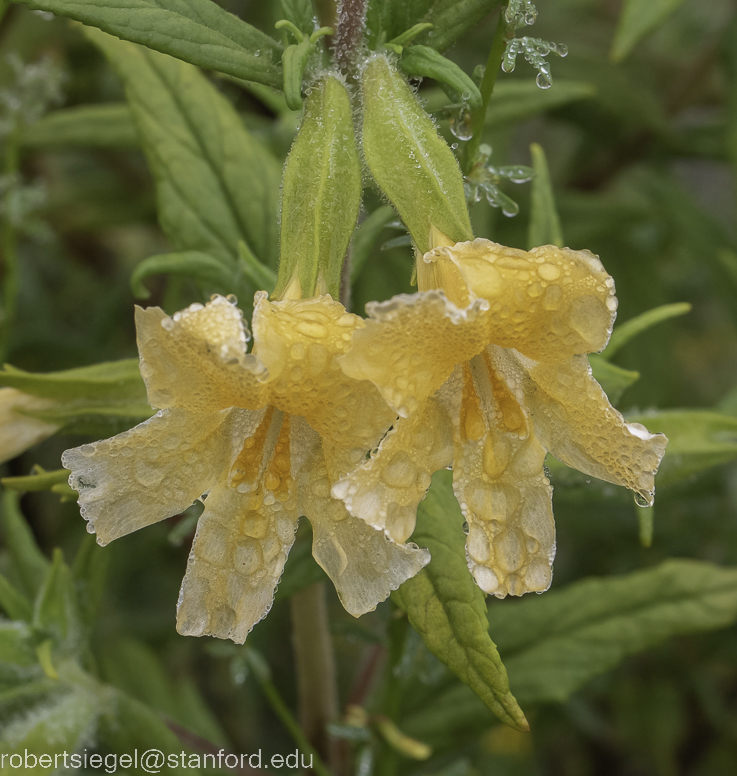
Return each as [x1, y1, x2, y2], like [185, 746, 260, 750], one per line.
[361, 54, 473, 252]
[273, 75, 361, 300]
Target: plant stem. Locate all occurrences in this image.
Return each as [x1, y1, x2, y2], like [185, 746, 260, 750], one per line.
[247, 648, 332, 776]
[290, 582, 341, 774]
[1, 123, 20, 361]
[333, 0, 369, 78]
[462, 7, 513, 174]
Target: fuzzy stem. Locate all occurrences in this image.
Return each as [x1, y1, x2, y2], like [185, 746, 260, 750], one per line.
[1, 123, 20, 361]
[333, 0, 368, 77]
[290, 582, 341, 774]
[463, 7, 513, 173]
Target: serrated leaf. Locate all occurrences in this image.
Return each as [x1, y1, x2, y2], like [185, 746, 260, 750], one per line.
[20, 104, 137, 149]
[86, 28, 282, 272]
[626, 410, 737, 485]
[131, 251, 236, 299]
[0, 493, 49, 601]
[399, 46, 481, 111]
[392, 471, 528, 732]
[491, 560, 737, 705]
[589, 355, 640, 405]
[603, 302, 692, 359]
[611, 0, 688, 62]
[14, 0, 283, 88]
[527, 142, 563, 250]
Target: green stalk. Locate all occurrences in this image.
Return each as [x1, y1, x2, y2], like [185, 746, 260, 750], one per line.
[462, 7, 513, 174]
[1, 122, 20, 361]
[290, 582, 342, 774]
[246, 646, 333, 776]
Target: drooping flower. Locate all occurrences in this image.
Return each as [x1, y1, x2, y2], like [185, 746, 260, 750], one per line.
[62, 294, 429, 643]
[0, 387, 59, 464]
[335, 234, 667, 598]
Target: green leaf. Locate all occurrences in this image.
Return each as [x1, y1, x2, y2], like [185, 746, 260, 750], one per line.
[98, 690, 197, 773]
[71, 535, 109, 626]
[626, 410, 737, 485]
[0, 677, 104, 767]
[392, 471, 528, 732]
[486, 79, 596, 127]
[131, 251, 236, 299]
[603, 302, 692, 359]
[351, 205, 397, 282]
[611, 0, 688, 62]
[14, 0, 283, 88]
[86, 28, 282, 270]
[2, 468, 70, 494]
[0, 622, 38, 670]
[274, 76, 362, 298]
[589, 355, 640, 405]
[0, 359, 145, 402]
[33, 550, 84, 654]
[0, 492, 49, 600]
[238, 241, 277, 293]
[280, 38, 313, 111]
[279, 0, 315, 36]
[491, 560, 737, 705]
[527, 142, 563, 250]
[399, 46, 482, 111]
[420, 0, 504, 54]
[20, 104, 138, 149]
[0, 574, 33, 622]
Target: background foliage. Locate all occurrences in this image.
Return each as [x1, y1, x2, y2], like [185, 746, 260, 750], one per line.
[1, 0, 737, 774]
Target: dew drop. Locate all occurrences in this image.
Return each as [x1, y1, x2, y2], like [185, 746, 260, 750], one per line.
[634, 492, 654, 508]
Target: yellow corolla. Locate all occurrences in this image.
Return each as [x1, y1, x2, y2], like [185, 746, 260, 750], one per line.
[62, 294, 428, 643]
[336, 234, 667, 598]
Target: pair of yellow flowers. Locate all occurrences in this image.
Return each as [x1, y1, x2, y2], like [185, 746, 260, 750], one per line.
[62, 228, 666, 644]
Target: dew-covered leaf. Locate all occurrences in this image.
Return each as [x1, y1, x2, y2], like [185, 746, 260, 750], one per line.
[399, 46, 482, 111]
[392, 471, 528, 732]
[491, 559, 737, 705]
[14, 0, 283, 88]
[86, 28, 282, 272]
[611, 0, 688, 62]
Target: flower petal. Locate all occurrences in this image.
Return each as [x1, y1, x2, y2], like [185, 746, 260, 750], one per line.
[292, 417, 430, 616]
[332, 397, 454, 543]
[136, 296, 267, 412]
[425, 239, 618, 360]
[450, 351, 555, 598]
[62, 407, 252, 545]
[339, 290, 490, 416]
[176, 479, 299, 644]
[509, 351, 667, 503]
[0, 388, 59, 464]
[254, 294, 395, 448]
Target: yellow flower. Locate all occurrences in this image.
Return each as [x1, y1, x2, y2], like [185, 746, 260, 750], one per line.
[0, 388, 60, 464]
[336, 236, 667, 598]
[62, 294, 429, 643]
